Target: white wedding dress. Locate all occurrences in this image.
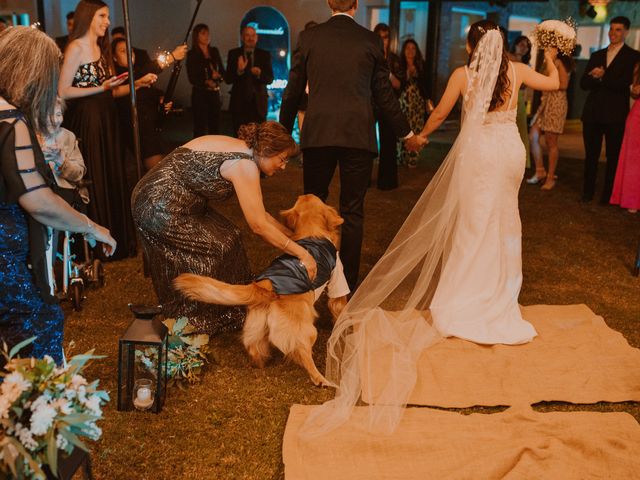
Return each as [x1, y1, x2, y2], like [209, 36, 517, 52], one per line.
[301, 30, 536, 437]
[430, 63, 537, 345]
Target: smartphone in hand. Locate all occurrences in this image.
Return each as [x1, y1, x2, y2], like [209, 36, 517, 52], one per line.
[115, 72, 129, 81]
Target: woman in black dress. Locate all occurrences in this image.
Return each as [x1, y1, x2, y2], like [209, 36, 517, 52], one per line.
[187, 24, 226, 138]
[112, 37, 167, 171]
[58, 0, 155, 260]
[131, 122, 317, 335]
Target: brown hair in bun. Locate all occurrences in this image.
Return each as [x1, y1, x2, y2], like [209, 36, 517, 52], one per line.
[238, 121, 299, 159]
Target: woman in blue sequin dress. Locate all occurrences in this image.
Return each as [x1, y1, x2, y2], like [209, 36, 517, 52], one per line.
[0, 27, 116, 364]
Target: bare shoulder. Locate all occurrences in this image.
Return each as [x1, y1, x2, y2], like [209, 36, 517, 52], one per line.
[183, 135, 251, 155]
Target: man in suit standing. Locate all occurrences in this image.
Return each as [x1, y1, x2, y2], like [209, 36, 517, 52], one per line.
[55, 11, 74, 53]
[581, 16, 640, 204]
[280, 0, 424, 291]
[225, 25, 274, 135]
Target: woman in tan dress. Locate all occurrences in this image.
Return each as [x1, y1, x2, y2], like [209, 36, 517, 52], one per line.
[528, 53, 574, 190]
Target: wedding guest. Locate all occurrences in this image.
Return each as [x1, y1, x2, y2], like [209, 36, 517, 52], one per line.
[296, 21, 318, 133]
[0, 26, 115, 364]
[374, 23, 404, 190]
[509, 35, 532, 168]
[580, 16, 640, 204]
[58, 0, 156, 260]
[187, 23, 225, 138]
[111, 26, 187, 77]
[279, 0, 424, 291]
[528, 52, 574, 190]
[131, 122, 315, 335]
[398, 39, 428, 168]
[55, 11, 74, 52]
[112, 37, 168, 171]
[610, 62, 640, 213]
[225, 26, 274, 135]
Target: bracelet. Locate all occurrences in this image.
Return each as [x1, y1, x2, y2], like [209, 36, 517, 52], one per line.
[283, 238, 291, 251]
[169, 52, 175, 63]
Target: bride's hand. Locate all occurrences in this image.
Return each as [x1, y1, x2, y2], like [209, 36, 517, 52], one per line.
[544, 47, 558, 62]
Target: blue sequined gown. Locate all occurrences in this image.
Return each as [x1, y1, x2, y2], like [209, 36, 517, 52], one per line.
[131, 148, 252, 335]
[0, 109, 64, 364]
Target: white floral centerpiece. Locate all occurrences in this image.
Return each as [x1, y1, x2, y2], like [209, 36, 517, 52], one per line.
[136, 317, 209, 388]
[0, 338, 109, 479]
[533, 19, 577, 56]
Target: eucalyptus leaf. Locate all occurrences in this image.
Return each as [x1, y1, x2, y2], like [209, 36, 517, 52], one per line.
[46, 428, 58, 476]
[8, 336, 37, 359]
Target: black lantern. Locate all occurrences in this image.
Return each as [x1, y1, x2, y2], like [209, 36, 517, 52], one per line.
[117, 304, 168, 413]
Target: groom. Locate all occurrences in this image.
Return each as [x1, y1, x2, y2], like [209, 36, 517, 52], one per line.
[280, 0, 424, 291]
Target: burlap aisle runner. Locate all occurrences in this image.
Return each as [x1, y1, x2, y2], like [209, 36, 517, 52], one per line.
[282, 305, 640, 478]
[283, 405, 640, 479]
[362, 304, 640, 407]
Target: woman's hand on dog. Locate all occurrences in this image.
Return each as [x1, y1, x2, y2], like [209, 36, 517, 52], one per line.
[300, 252, 317, 281]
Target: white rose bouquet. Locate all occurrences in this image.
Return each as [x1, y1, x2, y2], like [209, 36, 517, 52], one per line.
[533, 19, 577, 56]
[0, 338, 109, 479]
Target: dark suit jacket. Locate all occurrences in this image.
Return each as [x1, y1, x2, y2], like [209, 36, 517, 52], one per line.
[580, 44, 640, 124]
[280, 15, 410, 154]
[225, 47, 273, 118]
[55, 35, 69, 53]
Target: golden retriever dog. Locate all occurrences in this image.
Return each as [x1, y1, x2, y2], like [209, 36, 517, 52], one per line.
[173, 194, 349, 386]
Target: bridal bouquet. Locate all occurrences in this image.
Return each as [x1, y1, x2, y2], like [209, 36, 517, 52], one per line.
[533, 19, 577, 56]
[0, 339, 108, 480]
[136, 317, 209, 387]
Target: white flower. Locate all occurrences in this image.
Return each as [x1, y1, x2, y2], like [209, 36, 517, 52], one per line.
[30, 392, 52, 412]
[83, 395, 102, 417]
[15, 424, 38, 451]
[56, 433, 68, 450]
[29, 403, 57, 436]
[77, 385, 87, 404]
[1, 372, 32, 401]
[43, 355, 55, 364]
[0, 396, 12, 419]
[538, 19, 576, 40]
[51, 398, 73, 415]
[70, 374, 87, 390]
[84, 422, 102, 441]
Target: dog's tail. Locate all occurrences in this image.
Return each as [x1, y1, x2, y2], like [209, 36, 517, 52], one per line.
[173, 273, 275, 307]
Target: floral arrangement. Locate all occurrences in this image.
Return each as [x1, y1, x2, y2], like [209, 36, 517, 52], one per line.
[0, 338, 109, 479]
[136, 317, 209, 387]
[533, 19, 577, 56]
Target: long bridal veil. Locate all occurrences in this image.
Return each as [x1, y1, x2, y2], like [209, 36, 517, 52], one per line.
[300, 30, 506, 437]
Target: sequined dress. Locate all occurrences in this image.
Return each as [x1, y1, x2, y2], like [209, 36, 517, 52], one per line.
[63, 57, 137, 260]
[131, 148, 252, 334]
[0, 109, 64, 363]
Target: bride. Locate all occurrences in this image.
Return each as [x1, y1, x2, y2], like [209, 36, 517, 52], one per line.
[303, 20, 560, 436]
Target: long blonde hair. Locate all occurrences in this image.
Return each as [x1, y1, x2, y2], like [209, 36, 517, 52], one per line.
[0, 27, 61, 135]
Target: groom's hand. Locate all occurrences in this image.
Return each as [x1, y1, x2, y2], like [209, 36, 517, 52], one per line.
[404, 134, 427, 153]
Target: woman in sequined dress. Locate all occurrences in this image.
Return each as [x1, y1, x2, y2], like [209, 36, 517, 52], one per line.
[58, 0, 156, 260]
[131, 122, 317, 335]
[0, 27, 115, 364]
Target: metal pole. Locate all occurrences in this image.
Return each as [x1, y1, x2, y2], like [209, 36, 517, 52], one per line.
[425, 0, 442, 101]
[389, 0, 401, 54]
[121, 0, 143, 181]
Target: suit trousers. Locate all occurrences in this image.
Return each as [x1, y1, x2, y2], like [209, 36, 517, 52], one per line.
[376, 116, 399, 190]
[191, 88, 221, 138]
[302, 147, 375, 291]
[582, 121, 625, 203]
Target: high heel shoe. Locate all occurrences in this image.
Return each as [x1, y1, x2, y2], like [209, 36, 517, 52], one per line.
[526, 172, 547, 184]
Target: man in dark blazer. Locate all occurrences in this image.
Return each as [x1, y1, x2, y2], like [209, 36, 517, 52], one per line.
[280, 0, 424, 291]
[225, 26, 274, 135]
[581, 16, 640, 204]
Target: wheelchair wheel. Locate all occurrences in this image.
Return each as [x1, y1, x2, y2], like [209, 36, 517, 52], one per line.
[71, 283, 83, 311]
[92, 259, 105, 287]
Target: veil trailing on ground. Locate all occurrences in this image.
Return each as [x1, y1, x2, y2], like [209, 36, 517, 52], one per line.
[300, 30, 505, 437]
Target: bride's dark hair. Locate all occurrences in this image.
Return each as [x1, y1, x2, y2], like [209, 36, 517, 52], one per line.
[467, 20, 511, 112]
